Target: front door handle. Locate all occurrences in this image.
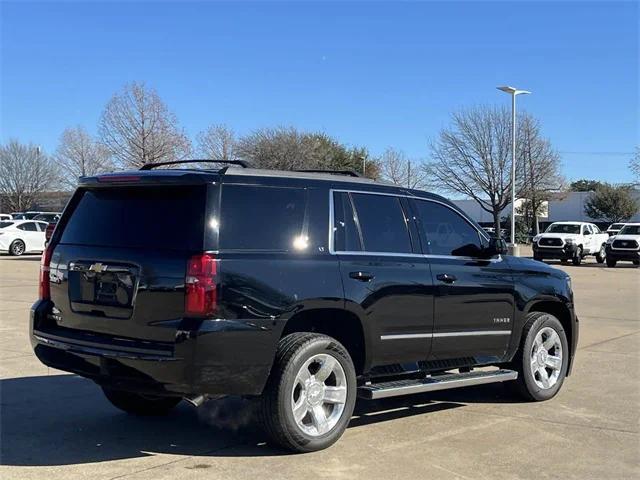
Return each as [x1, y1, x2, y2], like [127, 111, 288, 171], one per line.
[436, 273, 457, 284]
[349, 271, 374, 282]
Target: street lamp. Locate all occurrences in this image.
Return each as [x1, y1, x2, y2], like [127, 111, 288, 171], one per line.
[497, 85, 530, 254]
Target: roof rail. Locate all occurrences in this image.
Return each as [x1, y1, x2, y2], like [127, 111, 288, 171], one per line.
[293, 169, 362, 178]
[139, 159, 249, 170]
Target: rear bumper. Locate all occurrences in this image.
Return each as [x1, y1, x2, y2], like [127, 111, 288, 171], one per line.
[30, 300, 277, 397]
[605, 245, 640, 262]
[533, 243, 578, 260]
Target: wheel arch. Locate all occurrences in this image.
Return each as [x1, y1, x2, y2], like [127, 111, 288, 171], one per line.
[525, 299, 576, 374]
[281, 308, 369, 375]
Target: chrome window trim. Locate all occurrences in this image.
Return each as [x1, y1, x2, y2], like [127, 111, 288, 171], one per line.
[380, 330, 512, 340]
[328, 188, 499, 262]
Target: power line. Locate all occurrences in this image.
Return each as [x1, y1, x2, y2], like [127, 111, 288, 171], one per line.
[559, 151, 635, 156]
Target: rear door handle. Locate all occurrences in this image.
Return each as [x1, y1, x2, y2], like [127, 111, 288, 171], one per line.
[436, 273, 457, 284]
[349, 271, 374, 282]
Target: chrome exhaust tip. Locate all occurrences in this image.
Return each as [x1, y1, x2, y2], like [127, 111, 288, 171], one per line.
[183, 394, 207, 408]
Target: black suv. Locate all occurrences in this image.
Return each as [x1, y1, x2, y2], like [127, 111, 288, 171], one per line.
[31, 161, 578, 452]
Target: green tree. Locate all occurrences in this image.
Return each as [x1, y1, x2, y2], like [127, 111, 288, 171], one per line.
[584, 184, 638, 223]
[570, 179, 604, 192]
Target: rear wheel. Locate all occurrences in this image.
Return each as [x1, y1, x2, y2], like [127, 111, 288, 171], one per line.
[102, 387, 181, 415]
[606, 258, 617, 268]
[571, 246, 583, 266]
[9, 240, 25, 256]
[508, 312, 569, 402]
[595, 245, 606, 263]
[259, 333, 356, 452]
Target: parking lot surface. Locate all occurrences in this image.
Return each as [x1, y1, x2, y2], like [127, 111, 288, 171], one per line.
[1, 252, 638, 480]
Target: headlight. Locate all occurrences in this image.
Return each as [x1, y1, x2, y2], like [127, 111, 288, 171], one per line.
[606, 237, 614, 244]
[565, 238, 574, 244]
[565, 276, 573, 294]
[533, 235, 541, 243]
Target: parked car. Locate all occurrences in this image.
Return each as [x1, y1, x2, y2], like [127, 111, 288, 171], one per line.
[10, 212, 27, 220]
[0, 214, 12, 221]
[605, 223, 626, 237]
[532, 221, 609, 265]
[0, 220, 48, 255]
[605, 223, 640, 267]
[31, 161, 578, 452]
[32, 212, 61, 223]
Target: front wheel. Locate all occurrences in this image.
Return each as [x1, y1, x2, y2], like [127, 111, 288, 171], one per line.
[571, 246, 583, 266]
[508, 312, 569, 402]
[606, 258, 617, 268]
[595, 245, 606, 263]
[102, 387, 181, 415]
[259, 333, 357, 452]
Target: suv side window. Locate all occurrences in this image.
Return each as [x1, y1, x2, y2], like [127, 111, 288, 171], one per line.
[17, 222, 38, 232]
[582, 225, 589, 235]
[219, 185, 306, 251]
[332, 192, 362, 252]
[349, 193, 412, 253]
[413, 200, 483, 257]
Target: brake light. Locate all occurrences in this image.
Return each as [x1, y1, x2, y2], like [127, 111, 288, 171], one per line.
[39, 245, 53, 300]
[45, 222, 56, 242]
[97, 174, 141, 183]
[185, 253, 218, 317]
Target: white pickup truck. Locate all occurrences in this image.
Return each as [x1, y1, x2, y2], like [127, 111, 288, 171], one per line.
[605, 223, 640, 267]
[532, 221, 609, 265]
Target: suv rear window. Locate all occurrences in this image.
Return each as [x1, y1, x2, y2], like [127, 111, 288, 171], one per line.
[60, 186, 206, 250]
[219, 185, 306, 251]
[350, 193, 412, 253]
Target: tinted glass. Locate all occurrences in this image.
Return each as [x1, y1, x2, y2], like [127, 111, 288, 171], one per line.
[0, 222, 14, 228]
[60, 186, 205, 250]
[350, 193, 412, 253]
[332, 192, 362, 252]
[546, 224, 580, 234]
[414, 200, 482, 256]
[17, 222, 38, 232]
[592, 225, 601, 233]
[219, 185, 306, 251]
[619, 225, 640, 235]
[36, 222, 48, 232]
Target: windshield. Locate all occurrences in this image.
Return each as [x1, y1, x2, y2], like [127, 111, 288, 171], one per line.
[546, 224, 580, 234]
[619, 225, 640, 235]
[609, 224, 625, 230]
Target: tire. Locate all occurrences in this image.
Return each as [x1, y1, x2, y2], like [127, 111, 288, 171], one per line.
[102, 387, 181, 416]
[595, 245, 606, 264]
[9, 239, 25, 256]
[560, 259, 568, 264]
[259, 333, 357, 453]
[508, 312, 569, 402]
[571, 246, 583, 266]
[533, 255, 542, 262]
[606, 258, 617, 268]
[633, 260, 640, 266]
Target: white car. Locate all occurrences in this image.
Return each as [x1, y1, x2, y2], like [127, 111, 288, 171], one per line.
[0, 214, 12, 221]
[605, 223, 626, 237]
[532, 221, 609, 265]
[0, 220, 48, 256]
[605, 223, 640, 267]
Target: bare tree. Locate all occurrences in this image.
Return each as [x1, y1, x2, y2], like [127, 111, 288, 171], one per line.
[0, 140, 58, 211]
[518, 114, 564, 234]
[55, 127, 114, 189]
[99, 82, 191, 168]
[379, 147, 429, 189]
[428, 106, 516, 234]
[196, 124, 238, 161]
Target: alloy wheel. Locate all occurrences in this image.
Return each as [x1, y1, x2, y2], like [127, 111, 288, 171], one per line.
[290, 353, 348, 437]
[530, 327, 563, 389]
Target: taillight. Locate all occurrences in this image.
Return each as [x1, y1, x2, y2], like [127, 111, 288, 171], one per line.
[39, 245, 53, 300]
[185, 253, 218, 317]
[45, 223, 56, 242]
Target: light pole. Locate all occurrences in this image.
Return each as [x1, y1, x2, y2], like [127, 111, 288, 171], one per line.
[497, 85, 530, 254]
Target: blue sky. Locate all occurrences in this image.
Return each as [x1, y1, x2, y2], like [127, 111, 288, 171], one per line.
[1, 0, 638, 183]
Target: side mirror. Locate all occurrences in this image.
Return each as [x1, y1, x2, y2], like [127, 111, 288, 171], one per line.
[483, 237, 508, 257]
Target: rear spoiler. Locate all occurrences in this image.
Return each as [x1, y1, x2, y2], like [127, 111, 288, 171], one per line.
[79, 170, 220, 187]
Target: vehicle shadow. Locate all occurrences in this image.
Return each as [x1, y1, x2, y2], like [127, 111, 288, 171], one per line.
[0, 373, 511, 465]
[0, 254, 42, 261]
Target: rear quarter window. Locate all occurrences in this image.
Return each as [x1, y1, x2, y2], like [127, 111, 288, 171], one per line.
[219, 185, 306, 251]
[59, 186, 206, 251]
